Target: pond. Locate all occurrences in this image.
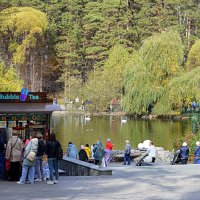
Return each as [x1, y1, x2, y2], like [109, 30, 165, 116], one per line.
[52, 114, 191, 151]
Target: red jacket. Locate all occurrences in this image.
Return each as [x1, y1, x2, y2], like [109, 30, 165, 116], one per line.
[106, 142, 113, 150]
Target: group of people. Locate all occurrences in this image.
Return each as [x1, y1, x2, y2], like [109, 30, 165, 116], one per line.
[65, 138, 135, 166]
[66, 138, 114, 167]
[174, 141, 200, 165]
[172, 141, 200, 165]
[0, 131, 62, 185]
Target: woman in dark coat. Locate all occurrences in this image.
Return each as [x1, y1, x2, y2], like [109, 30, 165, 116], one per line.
[78, 145, 88, 162]
[46, 133, 61, 184]
[180, 142, 189, 164]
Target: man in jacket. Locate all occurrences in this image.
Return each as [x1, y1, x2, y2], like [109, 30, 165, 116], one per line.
[93, 141, 105, 166]
[124, 140, 131, 165]
[66, 142, 78, 159]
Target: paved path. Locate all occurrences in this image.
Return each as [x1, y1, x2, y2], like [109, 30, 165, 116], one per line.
[1, 164, 200, 200]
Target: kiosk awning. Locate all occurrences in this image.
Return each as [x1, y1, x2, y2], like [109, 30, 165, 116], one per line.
[0, 103, 63, 113]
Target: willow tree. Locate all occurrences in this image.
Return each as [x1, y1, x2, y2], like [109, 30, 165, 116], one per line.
[123, 31, 184, 114]
[83, 44, 130, 112]
[154, 67, 200, 114]
[0, 7, 48, 91]
[153, 39, 200, 115]
[186, 40, 200, 71]
[0, 60, 23, 91]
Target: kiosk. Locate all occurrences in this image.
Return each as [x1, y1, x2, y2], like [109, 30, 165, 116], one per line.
[0, 92, 62, 142]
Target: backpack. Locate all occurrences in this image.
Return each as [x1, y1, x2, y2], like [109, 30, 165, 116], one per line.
[94, 145, 104, 158]
[56, 144, 63, 160]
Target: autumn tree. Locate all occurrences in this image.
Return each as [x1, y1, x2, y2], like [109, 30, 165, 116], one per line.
[0, 7, 48, 91]
[123, 31, 184, 114]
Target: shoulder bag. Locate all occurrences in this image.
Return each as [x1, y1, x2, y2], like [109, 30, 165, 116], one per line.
[26, 142, 36, 162]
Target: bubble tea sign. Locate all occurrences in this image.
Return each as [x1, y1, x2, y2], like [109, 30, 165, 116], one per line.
[0, 91, 48, 103]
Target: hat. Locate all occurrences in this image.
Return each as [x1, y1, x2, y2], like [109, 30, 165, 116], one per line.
[107, 138, 111, 142]
[81, 145, 84, 149]
[182, 142, 187, 147]
[125, 140, 129, 144]
[138, 143, 144, 149]
[196, 141, 200, 146]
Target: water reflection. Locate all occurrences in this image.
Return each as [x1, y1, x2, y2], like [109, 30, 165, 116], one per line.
[52, 114, 191, 151]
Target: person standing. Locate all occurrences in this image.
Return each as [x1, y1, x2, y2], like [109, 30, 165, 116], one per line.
[93, 141, 105, 166]
[84, 144, 91, 159]
[105, 138, 114, 166]
[6, 130, 23, 181]
[90, 144, 95, 158]
[66, 142, 78, 159]
[144, 141, 156, 163]
[180, 142, 189, 164]
[0, 133, 6, 180]
[124, 140, 131, 165]
[194, 141, 200, 164]
[78, 145, 88, 162]
[46, 133, 61, 184]
[192, 101, 197, 111]
[17, 132, 38, 184]
[35, 132, 46, 181]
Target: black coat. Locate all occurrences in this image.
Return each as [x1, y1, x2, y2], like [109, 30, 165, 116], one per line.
[36, 139, 46, 157]
[78, 149, 88, 161]
[46, 140, 60, 159]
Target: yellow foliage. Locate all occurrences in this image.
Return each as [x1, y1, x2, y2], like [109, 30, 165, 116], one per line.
[186, 40, 200, 71]
[0, 62, 23, 91]
[0, 7, 48, 64]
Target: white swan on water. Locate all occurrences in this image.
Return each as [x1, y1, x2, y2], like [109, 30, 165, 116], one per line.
[85, 114, 91, 121]
[121, 117, 127, 123]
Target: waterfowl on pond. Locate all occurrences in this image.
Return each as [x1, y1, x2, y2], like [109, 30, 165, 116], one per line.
[121, 117, 127, 123]
[85, 114, 91, 120]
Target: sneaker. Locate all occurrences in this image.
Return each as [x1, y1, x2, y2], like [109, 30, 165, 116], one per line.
[17, 181, 24, 184]
[54, 180, 58, 184]
[42, 177, 46, 181]
[26, 181, 31, 184]
[47, 181, 54, 185]
[35, 178, 42, 182]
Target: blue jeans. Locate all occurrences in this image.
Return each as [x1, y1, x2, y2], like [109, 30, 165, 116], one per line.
[0, 153, 5, 179]
[124, 153, 131, 165]
[194, 158, 200, 164]
[48, 158, 59, 181]
[35, 156, 45, 179]
[19, 165, 35, 183]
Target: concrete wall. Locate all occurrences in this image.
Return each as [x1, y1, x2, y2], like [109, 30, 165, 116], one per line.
[59, 156, 112, 176]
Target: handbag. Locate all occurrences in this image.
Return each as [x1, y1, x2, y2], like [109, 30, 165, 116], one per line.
[26, 142, 36, 162]
[5, 159, 10, 171]
[26, 151, 36, 162]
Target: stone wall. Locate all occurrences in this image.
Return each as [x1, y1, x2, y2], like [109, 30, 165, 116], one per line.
[112, 148, 173, 164]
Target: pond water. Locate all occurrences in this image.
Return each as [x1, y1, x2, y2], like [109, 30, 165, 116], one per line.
[52, 114, 191, 151]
